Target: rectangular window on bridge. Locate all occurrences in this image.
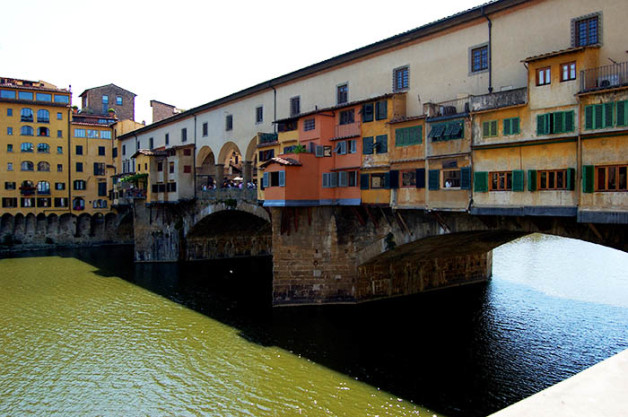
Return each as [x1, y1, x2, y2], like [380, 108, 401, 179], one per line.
[528, 168, 575, 191]
[593, 165, 628, 192]
[264, 171, 285, 187]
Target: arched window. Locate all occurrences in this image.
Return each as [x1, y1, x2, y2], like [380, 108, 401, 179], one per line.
[21, 108, 33, 122]
[21, 126, 34, 136]
[93, 199, 108, 208]
[21, 142, 34, 152]
[37, 143, 50, 153]
[37, 127, 50, 137]
[37, 161, 50, 172]
[73, 197, 85, 211]
[36, 181, 50, 194]
[21, 161, 34, 171]
[37, 109, 50, 123]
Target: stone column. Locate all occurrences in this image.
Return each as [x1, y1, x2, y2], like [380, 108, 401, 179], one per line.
[243, 161, 253, 184]
[215, 163, 224, 187]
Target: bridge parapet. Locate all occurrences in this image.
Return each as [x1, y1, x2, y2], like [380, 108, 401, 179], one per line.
[197, 188, 258, 203]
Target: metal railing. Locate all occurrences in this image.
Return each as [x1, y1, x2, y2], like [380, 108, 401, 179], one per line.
[580, 61, 628, 92]
[427, 97, 471, 119]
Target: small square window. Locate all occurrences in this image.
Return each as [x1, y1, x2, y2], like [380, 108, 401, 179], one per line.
[393, 66, 409, 91]
[7, 144, 13, 152]
[290, 96, 300, 116]
[76, 162, 83, 172]
[471, 45, 488, 73]
[536, 67, 551, 86]
[57, 130, 62, 138]
[57, 164, 63, 172]
[7, 127, 13, 135]
[116, 96, 123, 105]
[573, 15, 599, 47]
[57, 112, 62, 120]
[75, 145, 83, 155]
[7, 108, 12, 116]
[98, 146, 106, 156]
[225, 115, 233, 131]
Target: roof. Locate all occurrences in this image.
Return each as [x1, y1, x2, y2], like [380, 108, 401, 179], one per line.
[119, 0, 528, 140]
[79, 83, 137, 98]
[131, 149, 167, 158]
[260, 157, 302, 168]
[522, 46, 593, 63]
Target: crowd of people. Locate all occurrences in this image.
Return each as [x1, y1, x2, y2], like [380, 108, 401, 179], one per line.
[201, 177, 256, 191]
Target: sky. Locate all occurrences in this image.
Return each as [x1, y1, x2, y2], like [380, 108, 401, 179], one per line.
[1, 0, 490, 125]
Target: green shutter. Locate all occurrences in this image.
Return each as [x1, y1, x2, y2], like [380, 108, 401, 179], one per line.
[566, 168, 576, 191]
[503, 118, 511, 136]
[594, 105, 603, 129]
[279, 170, 285, 187]
[512, 170, 524, 191]
[360, 174, 370, 190]
[395, 128, 404, 147]
[460, 167, 471, 190]
[582, 165, 594, 193]
[362, 103, 374, 122]
[428, 169, 440, 190]
[537, 114, 549, 135]
[383, 172, 391, 189]
[603, 102, 614, 128]
[512, 117, 520, 134]
[473, 171, 488, 192]
[564, 111, 574, 132]
[262, 172, 269, 189]
[527, 170, 537, 191]
[491, 120, 497, 136]
[553, 112, 564, 133]
[617, 100, 627, 126]
[362, 137, 374, 154]
[376, 135, 388, 153]
[376, 100, 388, 120]
[417, 126, 423, 144]
[585, 105, 594, 130]
[483, 121, 490, 137]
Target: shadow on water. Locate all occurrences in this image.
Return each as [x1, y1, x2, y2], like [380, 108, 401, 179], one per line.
[4, 244, 628, 417]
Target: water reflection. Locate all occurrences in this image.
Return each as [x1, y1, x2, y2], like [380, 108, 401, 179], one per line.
[2, 234, 627, 417]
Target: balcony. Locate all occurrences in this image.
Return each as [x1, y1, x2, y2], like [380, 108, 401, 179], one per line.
[333, 121, 361, 139]
[580, 61, 628, 93]
[470, 88, 527, 112]
[425, 97, 471, 120]
[259, 133, 278, 144]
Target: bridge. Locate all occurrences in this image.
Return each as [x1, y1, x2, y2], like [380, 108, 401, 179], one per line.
[129, 189, 626, 306]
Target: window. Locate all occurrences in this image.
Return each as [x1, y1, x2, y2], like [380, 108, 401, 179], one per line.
[169, 162, 175, 174]
[56, 112, 62, 120]
[362, 103, 374, 123]
[74, 129, 86, 138]
[393, 66, 409, 92]
[471, 45, 488, 73]
[57, 130, 62, 138]
[54, 198, 68, 208]
[73, 180, 86, 190]
[54, 95, 69, 104]
[573, 14, 599, 47]
[375, 101, 388, 120]
[226, 115, 233, 131]
[21, 108, 34, 122]
[370, 173, 388, 189]
[504, 118, 520, 135]
[482, 120, 498, 137]
[122, 145, 126, 155]
[255, 106, 263, 124]
[181, 127, 187, 142]
[203, 122, 208, 136]
[57, 146, 63, 154]
[37, 161, 50, 172]
[100, 131, 112, 139]
[584, 103, 614, 130]
[157, 162, 163, 172]
[55, 183, 65, 190]
[98, 146, 106, 156]
[57, 164, 62, 172]
[334, 141, 347, 155]
[537, 111, 575, 135]
[428, 120, 464, 141]
[2, 198, 18, 208]
[536, 67, 551, 86]
[37, 109, 49, 123]
[337, 83, 348, 105]
[259, 149, 274, 162]
[21, 126, 34, 136]
[149, 137, 154, 149]
[73, 198, 85, 211]
[37, 127, 49, 137]
[339, 109, 354, 125]
[7, 127, 13, 135]
[6, 144, 13, 152]
[76, 145, 83, 155]
[94, 163, 105, 176]
[98, 182, 107, 197]
[561, 62, 577, 81]
[21, 198, 35, 208]
[489, 171, 512, 191]
[7, 108, 12, 116]
[165, 133, 169, 145]
[76, 162, 83, 172]
[290, 96, 300, 116]
[303, 118, 315, 131]
[593, 165, 628, 192]
[116, 96, 123, 105]
[395, 126, 422, 146]
[362, 136, 387, 154]
[349, 139, 357, 154]
[530, 169, 573, 190]
[7, 162, 13, 171]
[36, 181, 50, 194]
[401, 170, 417, 187]
[102, 95, 109, 113]
[36, 93, 51, 102]
[5, 181, 16, 190]
[1, 90, 16, 99]
[21, 142, 34, 152]
[262, 171, 286, 188]
[87, 130, 98, 138]
[18, 92, 33, 101]
[443, 169, 462, 188]
[37, 143, 50, 153]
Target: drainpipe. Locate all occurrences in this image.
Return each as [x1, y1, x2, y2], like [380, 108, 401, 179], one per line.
[482, 7, 494, 94]
[269, 82, 277, 133]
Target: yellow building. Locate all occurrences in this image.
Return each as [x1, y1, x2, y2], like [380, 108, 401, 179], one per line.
[1, 77, 71, 215]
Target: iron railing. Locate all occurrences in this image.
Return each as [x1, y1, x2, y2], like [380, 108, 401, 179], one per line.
[580, 61, 628, 92]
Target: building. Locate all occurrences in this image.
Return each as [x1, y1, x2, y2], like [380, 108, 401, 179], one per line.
[79, 84, 136, 122]
[115, 0, 627, 224]
[150, 100, 182, 124]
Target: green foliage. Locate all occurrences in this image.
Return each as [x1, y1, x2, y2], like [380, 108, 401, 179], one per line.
[293, 145, 307, 154]
[119, 173, 148, 183]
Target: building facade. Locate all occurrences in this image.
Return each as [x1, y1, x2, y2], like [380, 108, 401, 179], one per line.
[79, 84, 136, 122]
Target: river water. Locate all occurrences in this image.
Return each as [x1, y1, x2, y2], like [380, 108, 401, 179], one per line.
[1, 234, 627, 417]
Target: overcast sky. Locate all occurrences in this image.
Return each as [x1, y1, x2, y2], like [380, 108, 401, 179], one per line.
[1, 0, 489, 124]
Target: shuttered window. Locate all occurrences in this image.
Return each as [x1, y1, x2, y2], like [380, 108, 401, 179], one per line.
[362, 103, 374, 123]
[537, 111, 575, 135]
[362, 137, 374, 155]
[585, 103, 614, 129]
[428, 169, 440, 190]
[582, 165, 594, 193]
[375, 135, 388, 153]
[503, 117, 520, 135]
[395, 126, 422, 146]
[482, 120, 498, 137]
[375, 100, 388, 120]
[474, 171, 488, 192]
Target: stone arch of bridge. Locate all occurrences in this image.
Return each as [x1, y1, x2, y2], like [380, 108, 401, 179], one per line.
[196, 145, 216, 176]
